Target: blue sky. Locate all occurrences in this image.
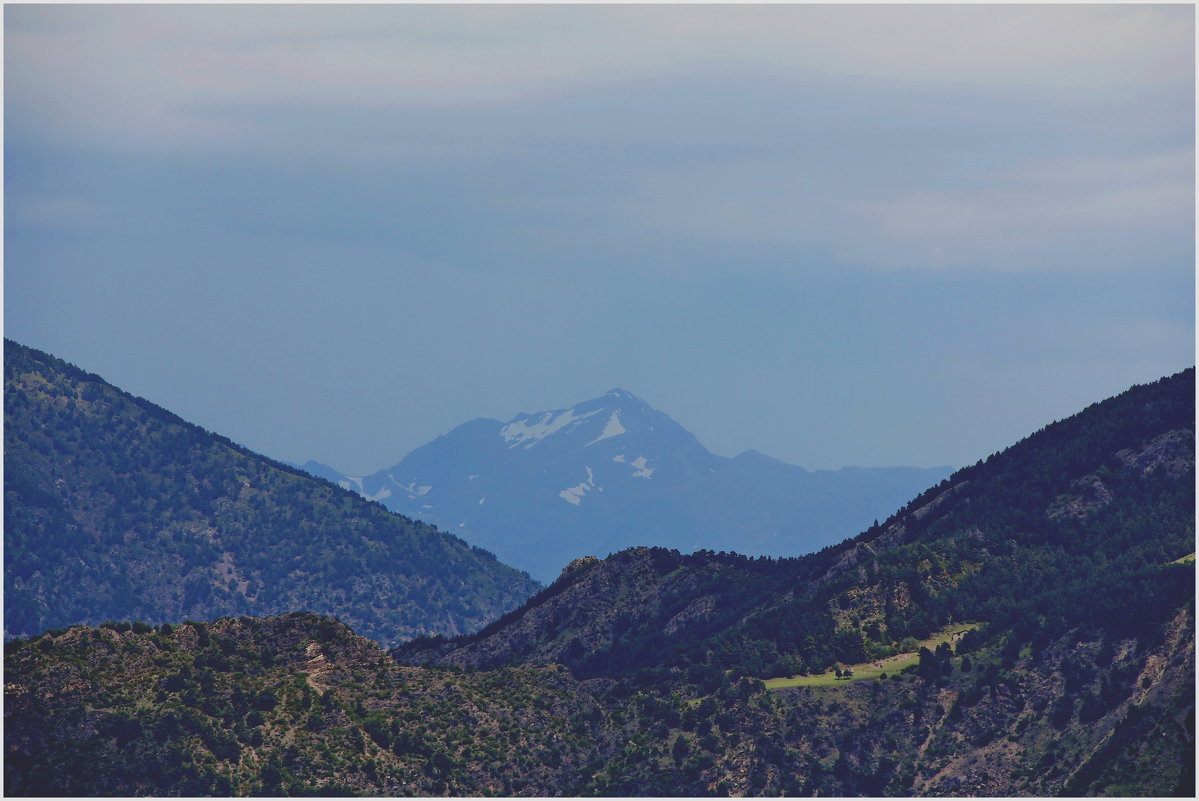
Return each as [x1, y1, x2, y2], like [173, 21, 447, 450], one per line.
[5, 4, 1194, 472]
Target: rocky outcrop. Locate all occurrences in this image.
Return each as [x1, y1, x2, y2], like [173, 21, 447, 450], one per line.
[1116, 428, 1194, 478]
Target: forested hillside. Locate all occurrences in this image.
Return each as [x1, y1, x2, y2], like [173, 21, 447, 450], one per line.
[4, 340, 539, 645]
[398, 369, 1194, 685]
[393, 366, 1193, 794]
[5, 367, 1193, 796]
[5, 614, 611, 796]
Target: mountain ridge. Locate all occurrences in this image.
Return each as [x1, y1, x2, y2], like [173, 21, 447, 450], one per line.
[4, 339, 540, 645]
[394, 367, 1194, 681]
[311, 388, 952, 580]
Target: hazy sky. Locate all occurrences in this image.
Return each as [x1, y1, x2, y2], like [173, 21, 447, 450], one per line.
[5, 4, 1194, 473]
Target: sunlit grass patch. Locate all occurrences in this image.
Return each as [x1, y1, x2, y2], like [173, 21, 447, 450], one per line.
[762, 622, 981, 689]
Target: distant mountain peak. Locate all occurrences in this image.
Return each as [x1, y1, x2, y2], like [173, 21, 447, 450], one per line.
[584, 388, 652, 413]
[732, 448, 790, 467]
[305, 386, 955, 581]
[498, 389, 658, 451]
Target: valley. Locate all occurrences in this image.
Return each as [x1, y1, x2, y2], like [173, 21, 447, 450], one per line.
[7, 6, 1192, 797]
[4, 343, 1194, 797]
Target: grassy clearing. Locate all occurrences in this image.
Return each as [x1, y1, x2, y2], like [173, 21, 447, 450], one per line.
[762, 622, 981, 690]
[1170, 553, 1195, 565]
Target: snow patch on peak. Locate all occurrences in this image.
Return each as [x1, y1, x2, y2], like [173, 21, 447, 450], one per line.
[395, 479, 432, 498]
[586, 411, 627, 446]
[559, 466, 599, 505]
[502, 407, 600, 448]
[630, 456, 655, 479]
[339, 476, 365, 493]
[559, 487, 585, 505]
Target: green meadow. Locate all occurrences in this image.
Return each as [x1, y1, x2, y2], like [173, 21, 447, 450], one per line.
[762, 622, 981, 689]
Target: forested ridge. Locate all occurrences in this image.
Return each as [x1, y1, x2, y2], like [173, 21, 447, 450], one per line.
[4, 361, 1194, 796]
[4, 339, 539, 645]
[397, 368, 1194, 686]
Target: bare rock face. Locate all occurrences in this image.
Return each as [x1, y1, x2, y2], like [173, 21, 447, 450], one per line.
[1048, 427, 1194, 522]
[663, 595, 716, 636]
[1116, 428, 1194, 478]
[1048, 474, 1114, 521]
[559, 555, 600, 578]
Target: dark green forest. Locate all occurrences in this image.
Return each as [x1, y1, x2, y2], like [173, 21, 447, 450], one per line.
[4, 339, 539, 645]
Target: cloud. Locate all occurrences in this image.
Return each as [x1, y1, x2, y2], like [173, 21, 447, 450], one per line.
[756, 4, 1194, 89]
[5, 4, 1193, 276]
[845, 148, 1195, 271]
[6, 4, 1193, 151]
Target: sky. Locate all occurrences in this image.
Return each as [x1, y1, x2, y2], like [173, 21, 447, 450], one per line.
[5, 3, 1195, 473]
